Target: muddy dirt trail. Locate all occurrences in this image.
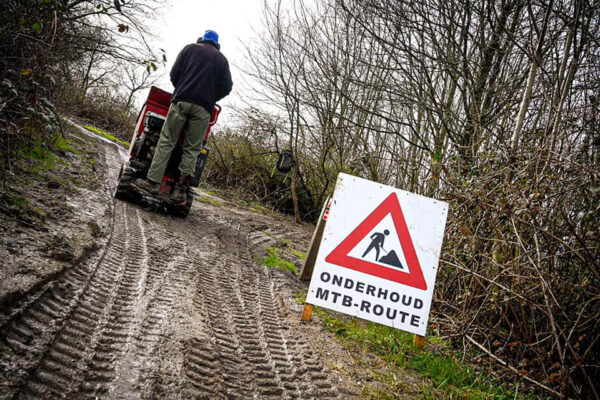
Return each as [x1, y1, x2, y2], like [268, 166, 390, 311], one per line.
[0, 130, 347, 399]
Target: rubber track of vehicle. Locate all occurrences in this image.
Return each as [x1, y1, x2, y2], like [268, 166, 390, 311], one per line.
[12, 203, 143, 399]
[182, 222, 339, 399]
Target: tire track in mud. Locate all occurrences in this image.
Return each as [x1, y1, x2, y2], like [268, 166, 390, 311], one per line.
[5, 203, 148, 399]
[189, 244, 250, 399]
[22, 203, 138, 398]
[183, 218, 339, 400]
[108, 223, 190, 400]
[2, 140, 340, 399]
[0, 142, 122, 399]
[72, 206, 149, 398]
[0, 142, 183, 399]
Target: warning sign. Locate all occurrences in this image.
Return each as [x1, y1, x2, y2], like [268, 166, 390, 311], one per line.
[306, 173, 448, 336]
[326, 192, 427, 290]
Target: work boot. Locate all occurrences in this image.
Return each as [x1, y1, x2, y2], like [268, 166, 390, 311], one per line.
[157, 184, 173, 203]
[132, 178, 160, 196]
[170, 174, 192, 205]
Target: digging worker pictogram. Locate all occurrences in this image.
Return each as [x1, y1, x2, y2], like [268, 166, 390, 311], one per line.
[362, 229, 390, 261]
[133, 30, 233, 204]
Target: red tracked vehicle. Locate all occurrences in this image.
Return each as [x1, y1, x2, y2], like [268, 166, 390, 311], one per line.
[115, 86, 220, 217]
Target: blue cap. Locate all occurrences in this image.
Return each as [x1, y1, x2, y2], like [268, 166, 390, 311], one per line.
[202, 30, 219, 45]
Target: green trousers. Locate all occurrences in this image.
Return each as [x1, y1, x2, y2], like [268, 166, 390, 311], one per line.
[147, 101, 210, 183]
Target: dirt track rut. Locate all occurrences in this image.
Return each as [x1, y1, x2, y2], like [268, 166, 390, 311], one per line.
[0, 137, 339, 399]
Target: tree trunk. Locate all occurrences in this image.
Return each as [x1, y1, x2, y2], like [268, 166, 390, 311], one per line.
[291, 164, 301, 223]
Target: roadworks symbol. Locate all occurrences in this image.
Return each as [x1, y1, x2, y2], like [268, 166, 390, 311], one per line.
[325, 193, 428, 290]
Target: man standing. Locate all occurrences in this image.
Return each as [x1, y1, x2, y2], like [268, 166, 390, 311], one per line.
[133, 30, 232, 204]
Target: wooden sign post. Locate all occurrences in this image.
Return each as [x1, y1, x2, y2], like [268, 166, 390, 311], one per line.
[299, 197, 331, 281]
[413, 334, 425, 350]
[300, 197, 330, 323]
[301, 304, 314, 322]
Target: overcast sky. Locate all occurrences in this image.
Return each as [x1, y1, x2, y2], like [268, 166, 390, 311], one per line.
[151, 0, 265, 122]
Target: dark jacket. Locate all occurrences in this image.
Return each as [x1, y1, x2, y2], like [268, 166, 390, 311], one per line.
[170, 41, 232, 112]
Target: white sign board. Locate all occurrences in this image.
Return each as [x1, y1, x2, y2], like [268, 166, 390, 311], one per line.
[306, 173, 448, 336]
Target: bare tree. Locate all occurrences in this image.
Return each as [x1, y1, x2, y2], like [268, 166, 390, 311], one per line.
[122, 63, 161, 110]
[238, 0, 600, 396]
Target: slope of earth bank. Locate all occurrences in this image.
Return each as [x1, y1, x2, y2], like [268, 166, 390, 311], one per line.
[0, 127, 117, 322]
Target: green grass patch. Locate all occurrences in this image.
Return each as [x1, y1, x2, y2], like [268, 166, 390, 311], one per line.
[295, 289, 307, 304]
[82, 124, 129, 147]
[246, 200, 278, 216]
[18, 140, 68, 173]
[197, 195, 224, 207]
[54, 137, 79, 154]
[290, 249, 307, 259]
[202, 189, 219, 196]
[279, 239, 307, 260]
[262, 246, 297, 274]
[301, 296, 535, 399]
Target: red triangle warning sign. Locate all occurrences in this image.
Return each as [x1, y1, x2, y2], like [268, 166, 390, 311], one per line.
[325, 193, 427, 290]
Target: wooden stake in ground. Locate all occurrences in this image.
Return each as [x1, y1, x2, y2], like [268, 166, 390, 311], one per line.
[299, 197, 330, 281]
[413, 334, 425, 350]
[301, 303, 314, 322]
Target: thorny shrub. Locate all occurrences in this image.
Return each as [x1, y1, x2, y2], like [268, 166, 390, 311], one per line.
[436, 148, 599, 398]
[204, 130, 312, 215]
[1, 0, 158, 176]
[208, 123, 600, 397]
[56, 85, 135, 142]
[0, 0, 64, 175]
